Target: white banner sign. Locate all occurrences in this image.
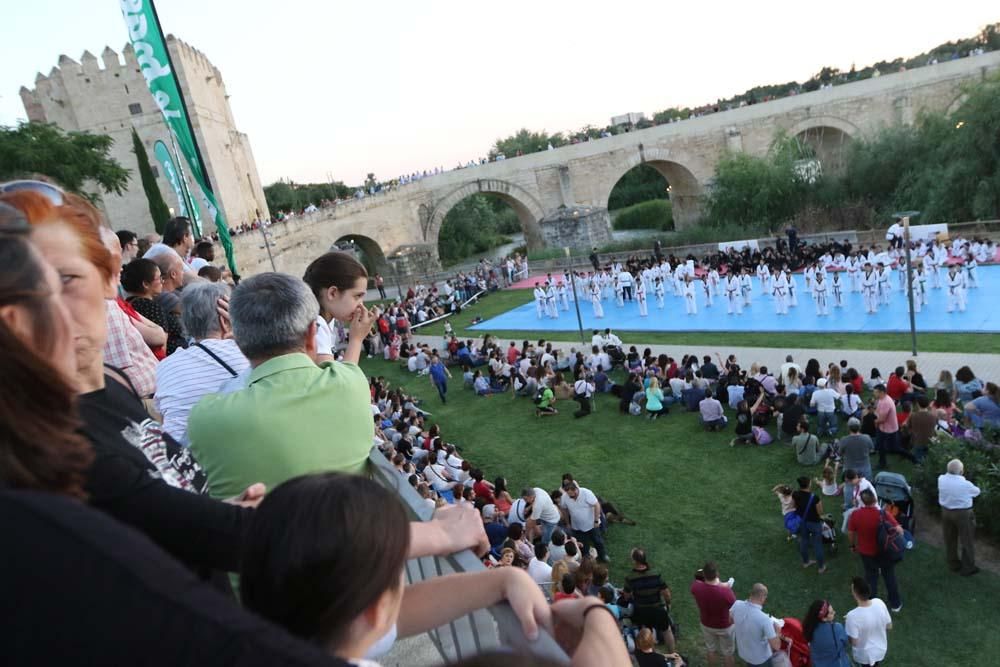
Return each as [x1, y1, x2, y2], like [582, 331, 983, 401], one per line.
[718, 239, 760, 252]
[907, 223, 948, 242]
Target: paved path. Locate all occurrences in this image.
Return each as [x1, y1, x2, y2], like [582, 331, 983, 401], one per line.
[409, 334, 1000, 383]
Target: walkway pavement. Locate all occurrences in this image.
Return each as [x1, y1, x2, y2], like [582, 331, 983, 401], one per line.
[409, 334, 1000, 383]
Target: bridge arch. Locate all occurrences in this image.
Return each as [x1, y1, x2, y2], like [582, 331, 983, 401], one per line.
[788, 116, 860, 175]
[427, 179, 546, 252]
[945, 93, 969, 116]
[600, 147, 704, 229]
[331, 233, 387, 276]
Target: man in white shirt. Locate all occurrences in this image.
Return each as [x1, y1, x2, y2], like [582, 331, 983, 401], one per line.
[155, 282, 250, 446]
[779, 355, 802, 388]
[527, 543, 554, 586]
[591, 330, 606, 348]
[573, 372, 595, 419]
[522, 487, 560, 543]
[604, 328, 623, 348]
[559, 482, 607, 562]
[845, 577, 892, 666]
[810, 378, 840, 437]
[938, 459, 981, 576]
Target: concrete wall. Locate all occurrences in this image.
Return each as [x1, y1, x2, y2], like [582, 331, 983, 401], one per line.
[20, 38, 270, 237]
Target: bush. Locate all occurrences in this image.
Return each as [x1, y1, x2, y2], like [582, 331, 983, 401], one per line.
[613, 200, 673, 231]
[910, 434, 1000, 540]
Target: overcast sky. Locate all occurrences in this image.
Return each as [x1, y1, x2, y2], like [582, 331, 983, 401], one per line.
[1, 2, 996, 186]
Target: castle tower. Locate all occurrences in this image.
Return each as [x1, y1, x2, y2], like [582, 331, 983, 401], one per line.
[19, 37, 269, 236]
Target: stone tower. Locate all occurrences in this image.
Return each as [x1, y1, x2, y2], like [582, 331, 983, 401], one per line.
[19, 36, 269, 236]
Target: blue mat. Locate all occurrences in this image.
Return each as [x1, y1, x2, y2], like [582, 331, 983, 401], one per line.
[470, 265, 998, 334]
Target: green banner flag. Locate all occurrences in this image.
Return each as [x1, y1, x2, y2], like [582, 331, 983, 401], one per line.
[152, 139, 189, 218]
[120, 0, 238, 275]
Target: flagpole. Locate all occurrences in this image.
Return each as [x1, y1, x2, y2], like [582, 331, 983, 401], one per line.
[148, 0, 216, 234]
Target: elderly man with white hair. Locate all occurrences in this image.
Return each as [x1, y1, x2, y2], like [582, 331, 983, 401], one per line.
[154, 281, 251, 446]
[938, 459, 981, 576]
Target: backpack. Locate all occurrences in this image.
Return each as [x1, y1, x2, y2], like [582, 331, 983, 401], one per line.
[533, 387, 546, 405]
[877, 508, 906, 561]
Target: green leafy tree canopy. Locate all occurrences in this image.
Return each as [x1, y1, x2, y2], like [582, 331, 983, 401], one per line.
[0, 122, 130, 199]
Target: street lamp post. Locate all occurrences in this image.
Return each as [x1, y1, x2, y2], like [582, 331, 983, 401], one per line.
[565, 248, 586, 345]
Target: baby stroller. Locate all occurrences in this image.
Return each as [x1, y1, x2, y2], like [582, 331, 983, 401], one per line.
[820, 513, 838, 553]
[874, 471, 916, 534]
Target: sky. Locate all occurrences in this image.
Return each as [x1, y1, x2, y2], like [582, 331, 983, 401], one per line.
[1, 1, 996, 187]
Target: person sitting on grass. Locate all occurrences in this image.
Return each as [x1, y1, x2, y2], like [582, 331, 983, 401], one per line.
[794, 419, 829, 466]
[634, 627, 687, 667]
[699, 389, 728, 431]
[731, 392, 765, 446]
[645, 377, 667, 421]
[535, 383, 558, 417]
[472, 370, 492, 396]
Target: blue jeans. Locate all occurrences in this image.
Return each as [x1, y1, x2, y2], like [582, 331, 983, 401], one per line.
[539, 520, 558, 545]
[434, 380, 447, 403]
[799, 521, 825, 567]
[861, 554, 901, 609]
[817, 411, 837, 436]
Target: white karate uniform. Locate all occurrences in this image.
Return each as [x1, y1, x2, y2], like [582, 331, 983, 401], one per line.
[861, 270, 878, 314]
[847, 258, 861, 292]
[910, 273, 923, 313]
[558, 283, 569, 311]
[946, 271, 966, 312]
[614, 277, 624, 308]
[545, 286, 559, 318]
[709, 269, 722, 296]
[787, 274, 798, 307]
[813, 278, 829, 315]
[636, 282, 648, 316]
[965, 260, 978, 288]
[534, 287, 546, 318]
[655, 281, 665, 309]
[923, 254, 939, 289]
[740, 275, 753, 306]
[916, 269, 929, 304]
[773, 273, 789, 315]
[756, 264, 770, 294]
[683, 280, 697, 315]
[804, 267, 815, 294]
[831, 275, 844, 307]
[702, 278, 714, 307]
[726, 276, 742, 314]
[590, 283, 604, 318]
[877, 269, 891, 305]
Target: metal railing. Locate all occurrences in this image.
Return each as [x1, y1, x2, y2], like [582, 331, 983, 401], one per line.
[368, 450, 570, 664]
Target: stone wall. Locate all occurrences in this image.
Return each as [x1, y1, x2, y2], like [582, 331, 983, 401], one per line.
[20, 38, 269, 237]
[539, 206, 613, 251]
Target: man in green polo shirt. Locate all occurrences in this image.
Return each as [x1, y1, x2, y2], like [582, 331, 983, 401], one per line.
[189, 272, 375, 500]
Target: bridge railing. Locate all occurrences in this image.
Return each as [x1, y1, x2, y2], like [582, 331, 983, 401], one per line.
[368, 449, 570, 664]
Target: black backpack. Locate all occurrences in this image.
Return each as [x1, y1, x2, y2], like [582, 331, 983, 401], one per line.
[533, 387, 546, 405]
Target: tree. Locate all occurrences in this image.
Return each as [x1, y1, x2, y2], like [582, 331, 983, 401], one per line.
[608, 164, 668, 211]
[490, 128, 566, 159]
[437, 195, 518, 265]
[0, 122, 129, 199]
[130, 128, 170, 234]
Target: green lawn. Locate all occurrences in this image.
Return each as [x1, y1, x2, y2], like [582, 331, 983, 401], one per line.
[413, 289, 1000, 354]
[361, 357, 1000, 666]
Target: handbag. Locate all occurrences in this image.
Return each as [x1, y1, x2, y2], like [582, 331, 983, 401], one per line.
[786, 493, 815, 534]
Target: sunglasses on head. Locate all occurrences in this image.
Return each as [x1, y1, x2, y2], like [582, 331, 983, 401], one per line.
[0, 179, 66, 206]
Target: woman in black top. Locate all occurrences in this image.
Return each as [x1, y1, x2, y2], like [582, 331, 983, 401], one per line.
[792, 476, 826, 573]
[15, 190, 260, 576]
[121, 257, 186, 355]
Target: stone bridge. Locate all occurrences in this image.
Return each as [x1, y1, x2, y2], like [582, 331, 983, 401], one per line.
[234, 51, 1000, 278]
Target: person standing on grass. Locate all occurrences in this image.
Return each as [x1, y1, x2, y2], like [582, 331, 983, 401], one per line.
[810, 378, 839, 437]
[872, 384, 915, 470]
[847, 490, 903, 613]
[428, 354, 451, 404]
[624, 548, 675, 651]
[938, 458, 981, 577]
[574, 369, 595, 419]
[845, 577, 892, 667]
[560, 481, 607, 563]
[802, 599, 851, 667]
[690, 562, 737, 667]
[793, 476, 827, 574]
[730, 583, 781, 667]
